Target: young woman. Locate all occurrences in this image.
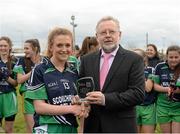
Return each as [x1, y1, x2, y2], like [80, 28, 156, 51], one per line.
[134, 49, 156, 133]
[0, 36, 18, 133]
[146, 44, 162, 68]
[13, 39, 42, 133]
[78, 36, 99, 58]
[25, 27, 88, 133]
[73, 45, 80, 58]
[154, 45, 180, 133]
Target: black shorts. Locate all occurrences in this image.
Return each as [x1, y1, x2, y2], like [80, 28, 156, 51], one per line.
[0, 114, 16, 122]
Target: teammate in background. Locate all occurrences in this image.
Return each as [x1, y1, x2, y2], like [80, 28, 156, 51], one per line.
[78, 36, 99, 59]
[146, 44, 162, 68]
[0, 36, 18, 133]
[25, 27, 88, 133]
[153, 45, 180, 133]
[134, 49, 156, 133]
[69, 45, 81, 73]
[67, 55, 80, 74]
[73, 45, 80, 58]
[13, 39, 42, 133]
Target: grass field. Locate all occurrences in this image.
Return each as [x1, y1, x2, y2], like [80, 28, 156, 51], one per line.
[14, 93, 26, 133]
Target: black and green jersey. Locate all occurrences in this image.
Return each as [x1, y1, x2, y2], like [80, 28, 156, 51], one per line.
[13, 57, 34, 94]
[153, 61, 180, 107]
[26, 57, 79, 127]
[0, 57, 17, 94]
[141, 66, 157, 105]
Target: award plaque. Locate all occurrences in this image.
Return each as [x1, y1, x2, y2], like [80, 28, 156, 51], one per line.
[76, 77, 95, 101]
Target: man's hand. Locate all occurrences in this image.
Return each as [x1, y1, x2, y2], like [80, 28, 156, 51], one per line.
[85, 91, 105, 106]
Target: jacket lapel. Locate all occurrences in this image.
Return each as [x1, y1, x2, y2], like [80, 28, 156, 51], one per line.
[102, 46, 125, 92]
[93, 51, 101, 91]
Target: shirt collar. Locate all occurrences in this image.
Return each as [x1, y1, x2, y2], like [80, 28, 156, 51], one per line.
[101, 45, 119, 57]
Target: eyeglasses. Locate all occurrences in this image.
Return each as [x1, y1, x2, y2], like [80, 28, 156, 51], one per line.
[98, 30, 119, 36]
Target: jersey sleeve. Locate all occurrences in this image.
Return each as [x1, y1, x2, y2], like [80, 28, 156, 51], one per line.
[176, 77, 180, 87]
[25, 64, 48, 100]
[153, 64, 160, 84]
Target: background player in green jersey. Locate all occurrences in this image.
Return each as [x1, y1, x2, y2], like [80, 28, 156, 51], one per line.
[0, 36, 18, 133]
[154, 45, 180, 133]
[13, 39, 42, 133]
[134, 49, 156, 133]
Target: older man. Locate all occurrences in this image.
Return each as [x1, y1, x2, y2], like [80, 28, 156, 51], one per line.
[79, 16, 145, 133]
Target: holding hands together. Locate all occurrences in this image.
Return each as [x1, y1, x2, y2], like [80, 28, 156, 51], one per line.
[71, 90, 106, 118]
[71, 95, 91, 118]
[167, 86, 180, 102]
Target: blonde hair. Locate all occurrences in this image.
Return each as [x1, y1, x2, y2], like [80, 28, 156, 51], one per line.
[47, 27, 73, 58]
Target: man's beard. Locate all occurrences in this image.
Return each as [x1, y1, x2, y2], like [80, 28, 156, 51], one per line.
[102, 43, 117, 53]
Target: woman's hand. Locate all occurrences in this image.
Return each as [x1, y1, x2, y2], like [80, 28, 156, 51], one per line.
[167, 87, 173, 96]
[71, 95, 91, 118]
[77, 102, 91, 118]
[71, 95, 81, 105]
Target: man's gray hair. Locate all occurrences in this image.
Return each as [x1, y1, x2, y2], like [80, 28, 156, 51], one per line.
[96, 16, 120, 32]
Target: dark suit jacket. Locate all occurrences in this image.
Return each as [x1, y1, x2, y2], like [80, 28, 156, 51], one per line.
[79, 45, 145, 133]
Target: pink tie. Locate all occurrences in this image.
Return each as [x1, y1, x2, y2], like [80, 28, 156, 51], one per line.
[100, 53, 111, 90]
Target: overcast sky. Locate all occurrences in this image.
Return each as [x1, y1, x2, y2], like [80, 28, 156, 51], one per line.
[0, 0, 180, 52]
